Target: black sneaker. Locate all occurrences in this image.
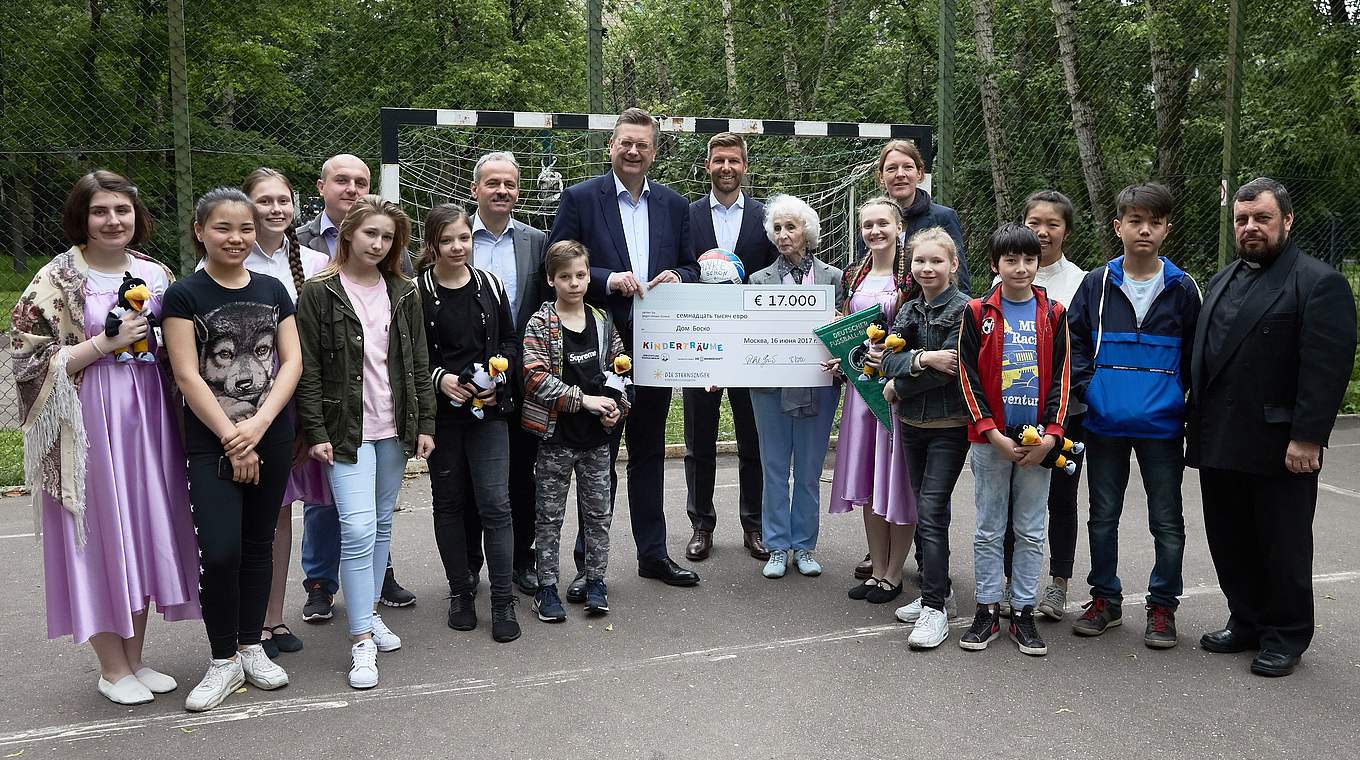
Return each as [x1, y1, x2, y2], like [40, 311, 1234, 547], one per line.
[584, 579, 609, 615]
[959, 604, 1001, 651]
[1144, 603, 1178, 649]
[1072, 597, 1122, 636]
[380, 567, 417, 607]
[491, 597, 521, 643]
[513, 567, 540, 596]
[534, 585, 567, 623]
[1010, 605, 1048, 656]
[447, 591, 477, 631]
[301, 581, 333, 623]
[565, 572, 587, 604]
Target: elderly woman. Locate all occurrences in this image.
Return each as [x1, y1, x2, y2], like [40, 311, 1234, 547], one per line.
[747, 195, 844, 579]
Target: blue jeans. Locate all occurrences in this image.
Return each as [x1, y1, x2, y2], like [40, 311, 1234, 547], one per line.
[971, 442, 1050, 610]
[329, 438, 405, 636]
[1084, 432, 1185, 609]
[749, 387, 838, 552]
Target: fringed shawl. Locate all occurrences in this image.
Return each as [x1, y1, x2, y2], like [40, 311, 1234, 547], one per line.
[9, 245, 172, 544]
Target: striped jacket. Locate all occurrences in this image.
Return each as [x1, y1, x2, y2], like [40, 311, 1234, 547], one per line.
[957, 283, 1071, 444]
[520, 300, 631, 439]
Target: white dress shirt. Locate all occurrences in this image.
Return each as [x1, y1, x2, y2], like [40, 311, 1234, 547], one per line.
[613, 172, 651, 280]
[709, 191, 744, 253]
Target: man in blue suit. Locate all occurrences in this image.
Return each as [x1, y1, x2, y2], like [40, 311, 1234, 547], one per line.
[545, 108, 702, 596]
[682, 132, 776, 564]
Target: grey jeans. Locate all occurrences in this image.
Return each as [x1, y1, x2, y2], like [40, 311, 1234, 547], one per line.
[430, 419, 514, 602]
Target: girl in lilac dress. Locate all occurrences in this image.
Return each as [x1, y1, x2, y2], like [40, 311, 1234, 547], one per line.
[830, 197, 917, 605]
[11, 171, 201, 706]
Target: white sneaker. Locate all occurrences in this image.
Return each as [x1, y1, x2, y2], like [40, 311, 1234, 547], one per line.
[370, 614, 402, 652]
[908, 607, 952, 649]
[184, 658, 245, 712]
[896, 592, 954, 624]
[133, 667, 177, 694]
[238, 644, 289, 690]
[98, 674, 154, 705]
[349, 639, 379, 689]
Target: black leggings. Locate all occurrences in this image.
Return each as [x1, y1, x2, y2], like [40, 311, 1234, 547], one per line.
[1004, 413, 1084, 581]
[187, 440, 291, 659]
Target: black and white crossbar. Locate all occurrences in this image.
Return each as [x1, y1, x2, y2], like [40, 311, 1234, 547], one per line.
[378, 107, 932, 201]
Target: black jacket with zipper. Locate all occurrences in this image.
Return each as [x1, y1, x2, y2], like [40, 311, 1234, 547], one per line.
[416, 266, 520, 423]
[295, 271, 436, 464]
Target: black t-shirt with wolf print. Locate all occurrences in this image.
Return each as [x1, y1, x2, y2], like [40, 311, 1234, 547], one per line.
[162, 269, 296, 455]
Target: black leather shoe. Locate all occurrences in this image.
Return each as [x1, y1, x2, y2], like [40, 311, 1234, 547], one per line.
[638, 557, 701, 587]
[565, 572, 588, 603]
[513, 567, 540, 596]
[1251, 650, 1301, 677]
[854, 553, 874, 580]
[686, 530, 713, 561]
[1200, 628, 1259, 654]
[743, 531, 770, 560]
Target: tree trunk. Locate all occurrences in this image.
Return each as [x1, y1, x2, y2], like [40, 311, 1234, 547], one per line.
[84, 0, 104, 143]
[1051, 0, 1116, 258]
[656, 49, 675, 105]
[1147, 0, 1191, 206]
[971, 0, 1015, 221]
[778, 4, 805, 117]
[809, 0, 843, 112]
[619, 52, 637, 109]
[1329, 0, 1347, 24]
[721, 0, 738, 110]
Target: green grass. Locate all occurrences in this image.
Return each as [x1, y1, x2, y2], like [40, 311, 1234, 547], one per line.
[0, 430, 22, 487]
[662, 390, 842, 446]
[0, 289, 22, 333]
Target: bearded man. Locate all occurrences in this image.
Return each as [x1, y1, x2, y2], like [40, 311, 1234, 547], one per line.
[1186, 177, 1357, 677]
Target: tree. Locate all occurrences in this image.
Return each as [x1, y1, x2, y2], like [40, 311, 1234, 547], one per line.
[1050, 0, 1116, 259]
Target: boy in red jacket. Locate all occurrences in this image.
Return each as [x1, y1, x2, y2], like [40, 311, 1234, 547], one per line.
[957, 223, 1072, 656]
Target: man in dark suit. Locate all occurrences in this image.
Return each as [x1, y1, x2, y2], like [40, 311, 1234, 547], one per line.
[682, 132, 776, 563]
[458, 151, 548, 596]
[294, 153, 418, 619]
[1187, 177, 1357, 677]
[545, 108, 702, 594]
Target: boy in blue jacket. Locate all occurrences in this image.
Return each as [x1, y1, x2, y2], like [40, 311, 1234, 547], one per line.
[1067, 183, 1201, 648]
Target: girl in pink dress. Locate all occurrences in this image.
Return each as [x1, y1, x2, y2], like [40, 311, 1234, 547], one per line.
[11, 171, 201, 706]
[831, 197, 917, 604]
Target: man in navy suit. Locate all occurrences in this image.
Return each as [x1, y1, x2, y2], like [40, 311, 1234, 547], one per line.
[545, 108, 702, 594]
[682, 132, 777, 563]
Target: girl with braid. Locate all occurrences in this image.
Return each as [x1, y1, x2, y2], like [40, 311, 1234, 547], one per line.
[240, 168, 329, 658]
[831, 196, 917, 606]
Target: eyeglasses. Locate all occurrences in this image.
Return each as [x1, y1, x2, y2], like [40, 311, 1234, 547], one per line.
[615, 140, 654, 153]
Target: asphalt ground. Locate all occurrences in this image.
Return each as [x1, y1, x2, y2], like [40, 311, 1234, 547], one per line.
[2, 422, 1359, 759]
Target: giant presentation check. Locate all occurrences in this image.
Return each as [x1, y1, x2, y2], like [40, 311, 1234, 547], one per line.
[632, 283, 837, 388]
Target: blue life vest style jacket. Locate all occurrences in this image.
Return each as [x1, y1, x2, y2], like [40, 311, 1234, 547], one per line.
[1067, 256, 1202, 439]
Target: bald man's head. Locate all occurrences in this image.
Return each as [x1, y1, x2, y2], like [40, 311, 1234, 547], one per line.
[316, 154, 371, 221]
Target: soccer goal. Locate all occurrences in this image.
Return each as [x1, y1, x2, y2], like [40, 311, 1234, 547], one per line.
[378, 108, 932, 268]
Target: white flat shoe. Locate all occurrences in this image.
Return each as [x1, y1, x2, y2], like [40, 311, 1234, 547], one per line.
[98, 674, 154, 705]
[134, 667, 178, 694]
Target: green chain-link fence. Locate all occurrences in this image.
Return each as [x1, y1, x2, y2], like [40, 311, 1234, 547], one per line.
[3, 0, 1357, 485]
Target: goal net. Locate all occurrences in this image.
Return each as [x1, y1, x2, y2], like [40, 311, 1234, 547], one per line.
[380, 109, 932, 269]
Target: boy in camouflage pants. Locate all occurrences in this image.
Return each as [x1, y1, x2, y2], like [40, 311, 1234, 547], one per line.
[521, 241, 631, 621]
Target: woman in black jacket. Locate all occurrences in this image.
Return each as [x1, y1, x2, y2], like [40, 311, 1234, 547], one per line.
[416, 204, 521, 644]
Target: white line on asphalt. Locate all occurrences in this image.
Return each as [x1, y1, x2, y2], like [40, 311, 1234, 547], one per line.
[8, 569, 1357, 749]
[1319, 482, 1360, 499]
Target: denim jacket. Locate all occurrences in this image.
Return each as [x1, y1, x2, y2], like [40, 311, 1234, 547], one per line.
[880, 284, 970, 424]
